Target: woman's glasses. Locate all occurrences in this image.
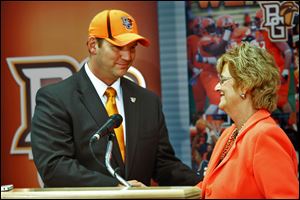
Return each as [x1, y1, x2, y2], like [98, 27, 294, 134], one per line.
[219, 76, 233, 85]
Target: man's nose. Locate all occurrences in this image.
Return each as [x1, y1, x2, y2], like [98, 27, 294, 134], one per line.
[120, 50, 131, 61]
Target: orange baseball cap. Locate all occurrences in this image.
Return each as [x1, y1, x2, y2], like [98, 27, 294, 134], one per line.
[88, 10, 150, 47]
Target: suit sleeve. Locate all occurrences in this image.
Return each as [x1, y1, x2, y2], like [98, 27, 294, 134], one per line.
[152, 96, 201, 186]
[31, 87, 119, 187]
[253, 127, 299, 198]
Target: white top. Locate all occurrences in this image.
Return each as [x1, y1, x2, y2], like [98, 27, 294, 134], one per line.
[84, 63, 126, 144]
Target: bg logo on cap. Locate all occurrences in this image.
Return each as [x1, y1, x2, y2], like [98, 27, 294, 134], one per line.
[121, 17, 133, 30]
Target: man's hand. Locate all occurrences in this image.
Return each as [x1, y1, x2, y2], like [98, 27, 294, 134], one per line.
[118, 180, 146, 187]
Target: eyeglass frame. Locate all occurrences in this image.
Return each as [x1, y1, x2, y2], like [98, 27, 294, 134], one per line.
[218, 76, 233, 85]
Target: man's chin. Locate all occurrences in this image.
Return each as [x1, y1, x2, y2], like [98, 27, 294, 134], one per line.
[115, 70, 128, 78]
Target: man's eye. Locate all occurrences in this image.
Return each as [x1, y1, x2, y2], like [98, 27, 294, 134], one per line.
[112, 46, 121, 51]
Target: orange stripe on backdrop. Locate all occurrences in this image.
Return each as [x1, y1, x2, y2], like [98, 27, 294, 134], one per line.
[1, 1, 160, 187]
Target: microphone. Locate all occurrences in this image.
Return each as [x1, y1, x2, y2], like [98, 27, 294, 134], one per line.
[90, 114, 123, 143]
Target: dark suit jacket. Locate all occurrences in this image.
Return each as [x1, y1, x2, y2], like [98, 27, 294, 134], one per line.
[31, 66, 201, 187]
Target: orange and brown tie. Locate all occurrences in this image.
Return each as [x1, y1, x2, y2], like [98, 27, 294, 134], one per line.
[104, 87, 125, 161]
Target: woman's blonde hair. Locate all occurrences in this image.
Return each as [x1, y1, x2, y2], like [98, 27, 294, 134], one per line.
[216, 42, 280, 112]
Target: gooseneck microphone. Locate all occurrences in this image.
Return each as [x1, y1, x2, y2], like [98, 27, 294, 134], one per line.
[88, 113, 131, 187]
[90, 114, 123, 143]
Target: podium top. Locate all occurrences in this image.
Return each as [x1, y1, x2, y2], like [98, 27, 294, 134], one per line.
[1, 186, 201, 199]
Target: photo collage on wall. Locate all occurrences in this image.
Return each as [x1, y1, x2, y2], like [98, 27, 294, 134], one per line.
[185, 1, 299, 177]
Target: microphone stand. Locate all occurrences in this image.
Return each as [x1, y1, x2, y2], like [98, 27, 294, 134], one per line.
[105, 133, 131, 187]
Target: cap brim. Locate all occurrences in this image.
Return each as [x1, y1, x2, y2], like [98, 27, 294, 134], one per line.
[105, 33, 150, 47]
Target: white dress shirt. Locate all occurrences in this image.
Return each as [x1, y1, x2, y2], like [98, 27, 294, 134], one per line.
[84, 63, 126, 144]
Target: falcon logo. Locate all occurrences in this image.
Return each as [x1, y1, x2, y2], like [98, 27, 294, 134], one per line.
[260, 1, 298, 42]
[121, 16, 133, 30]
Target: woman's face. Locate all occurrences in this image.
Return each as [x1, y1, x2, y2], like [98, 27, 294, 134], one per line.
[214, 63, 241, 114]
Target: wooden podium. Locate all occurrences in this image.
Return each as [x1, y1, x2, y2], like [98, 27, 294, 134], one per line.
[1, 186, 201, 199]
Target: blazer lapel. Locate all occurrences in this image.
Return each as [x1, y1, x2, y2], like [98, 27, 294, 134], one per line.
[219, 110, 271, 167]
[207, 127, 234, 175]
[75, 67, 125, 174]
[121, 78, 139, 179]
[75, 67, 108, 128]
[208, 110, 272, 175]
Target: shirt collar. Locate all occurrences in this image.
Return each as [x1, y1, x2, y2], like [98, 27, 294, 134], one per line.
[84, 63, 121, 99]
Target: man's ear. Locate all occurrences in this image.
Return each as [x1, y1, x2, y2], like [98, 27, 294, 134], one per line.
[87, 36, 97, 54]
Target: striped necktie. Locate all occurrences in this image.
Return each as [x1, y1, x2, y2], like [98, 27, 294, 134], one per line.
[104, 87, 125, 161]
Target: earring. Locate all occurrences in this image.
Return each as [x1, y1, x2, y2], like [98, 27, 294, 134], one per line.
[240, 93, 246, 99]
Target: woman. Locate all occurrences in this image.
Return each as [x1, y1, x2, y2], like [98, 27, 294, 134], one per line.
[196, 42, 298, 198]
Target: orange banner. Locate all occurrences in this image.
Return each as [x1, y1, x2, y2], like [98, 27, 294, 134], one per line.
[1, 1, 160, 188]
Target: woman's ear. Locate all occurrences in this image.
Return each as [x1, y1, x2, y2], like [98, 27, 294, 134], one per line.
[238, 87, 248, 100]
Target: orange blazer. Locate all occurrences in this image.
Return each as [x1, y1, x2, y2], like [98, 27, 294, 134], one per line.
[197, 109, 299, 199]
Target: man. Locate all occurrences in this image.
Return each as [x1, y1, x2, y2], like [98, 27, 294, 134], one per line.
[31, 9, 201, 187]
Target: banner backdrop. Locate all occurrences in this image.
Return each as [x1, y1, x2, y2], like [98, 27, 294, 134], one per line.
[185, 1, 299, 174]
[1, 1, 160, 187]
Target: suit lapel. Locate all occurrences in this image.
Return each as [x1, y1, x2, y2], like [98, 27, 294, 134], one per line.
[75, 67, 108, 127]
[75, 67, 125, 174]
[121, 78, 139, 179]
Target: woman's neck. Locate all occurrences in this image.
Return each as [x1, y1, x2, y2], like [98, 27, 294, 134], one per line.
[231, 106, 257, 132]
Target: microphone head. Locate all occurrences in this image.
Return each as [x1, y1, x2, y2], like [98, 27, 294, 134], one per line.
[110, 114, 123, 128]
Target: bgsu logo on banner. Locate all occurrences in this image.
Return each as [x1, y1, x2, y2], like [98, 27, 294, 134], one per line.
[260, 1, 298, 42]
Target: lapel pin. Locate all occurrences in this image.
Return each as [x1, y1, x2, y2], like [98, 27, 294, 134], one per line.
[130, 97, 136, 103]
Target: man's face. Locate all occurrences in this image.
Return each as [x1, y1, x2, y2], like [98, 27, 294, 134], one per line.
[94, 39, 137, 81]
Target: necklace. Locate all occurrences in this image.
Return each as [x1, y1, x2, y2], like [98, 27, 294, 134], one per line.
[219, 128, 239, 162]
[219, 121, 247, 163]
